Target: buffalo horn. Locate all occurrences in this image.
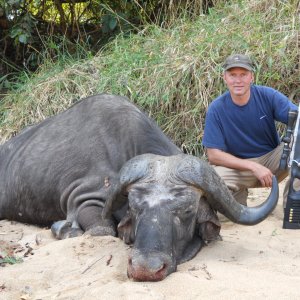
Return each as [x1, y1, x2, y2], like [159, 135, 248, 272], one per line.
[175, 154, 279, 225]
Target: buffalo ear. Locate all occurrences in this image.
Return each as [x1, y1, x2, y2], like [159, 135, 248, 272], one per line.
[197, 197, 221, 242]
[117, 212, 134, 244]
[103, 155, 150, 219]
[102, 182, 127, 219]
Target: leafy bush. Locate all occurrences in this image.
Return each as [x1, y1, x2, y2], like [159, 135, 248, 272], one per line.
[0, 0, 219, 77]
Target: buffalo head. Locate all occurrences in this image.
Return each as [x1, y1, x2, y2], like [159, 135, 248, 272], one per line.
[103, 153, 278, 281]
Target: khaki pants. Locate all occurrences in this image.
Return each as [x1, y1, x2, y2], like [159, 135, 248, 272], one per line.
[213, 143, 290, 206]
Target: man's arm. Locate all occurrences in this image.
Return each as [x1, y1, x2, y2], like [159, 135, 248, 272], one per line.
[206, 148, 274, 187]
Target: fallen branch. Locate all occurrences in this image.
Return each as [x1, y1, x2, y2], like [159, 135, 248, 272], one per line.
[106, 255, 113, 266]
[81, 255, 105, 274]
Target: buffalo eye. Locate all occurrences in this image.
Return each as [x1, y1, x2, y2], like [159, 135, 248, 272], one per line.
[128, 192, 149, 212]
[172, 205, 195, 220]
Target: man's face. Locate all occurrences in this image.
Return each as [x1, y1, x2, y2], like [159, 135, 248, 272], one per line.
[223, 67, 254, 98]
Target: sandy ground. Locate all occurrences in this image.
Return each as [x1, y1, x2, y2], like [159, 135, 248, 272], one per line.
[1, 181, 300, 300]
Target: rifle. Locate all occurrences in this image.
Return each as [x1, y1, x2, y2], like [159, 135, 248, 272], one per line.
[280, 108, 300, 229]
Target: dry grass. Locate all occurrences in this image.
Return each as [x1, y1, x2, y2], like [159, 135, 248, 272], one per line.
[0, 0, 299, 155]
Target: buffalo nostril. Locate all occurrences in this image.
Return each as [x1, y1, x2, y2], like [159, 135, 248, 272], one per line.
[156, 263, 166, 272]
[128, 257, 133, 266]
[156, 263, 167, 275]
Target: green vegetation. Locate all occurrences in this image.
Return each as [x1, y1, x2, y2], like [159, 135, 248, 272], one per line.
[0, 0, 299, 155]
[0, 241, 23, 266]
[0, 255, 23, 266]
[0, 0, 218, 76]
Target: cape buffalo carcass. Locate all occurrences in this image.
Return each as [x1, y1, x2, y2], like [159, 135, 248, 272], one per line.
[0, 94, 278, 281]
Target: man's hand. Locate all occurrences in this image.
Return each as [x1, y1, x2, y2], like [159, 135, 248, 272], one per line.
[206, 148, 274, 187]
[249, 162, 273, 187]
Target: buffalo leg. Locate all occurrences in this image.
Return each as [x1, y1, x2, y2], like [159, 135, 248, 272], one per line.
[51, 220, 84, 239]
[77, 205, 116, 237]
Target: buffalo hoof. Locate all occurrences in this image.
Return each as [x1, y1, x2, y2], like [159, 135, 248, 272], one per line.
[84, 225, 116, 237]
[51, 220, 84, 240]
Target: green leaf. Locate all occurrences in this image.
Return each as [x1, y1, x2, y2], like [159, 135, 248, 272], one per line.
[7, 0, 21, 7]
[9, 27, 21, 38]
[109, 17, 117, 31]
[18, 34, 28, 44]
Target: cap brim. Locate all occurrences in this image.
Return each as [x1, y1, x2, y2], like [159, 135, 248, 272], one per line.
[224, 63, 253, 71]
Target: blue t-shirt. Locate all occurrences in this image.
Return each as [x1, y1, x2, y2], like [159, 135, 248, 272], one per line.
[202, 85, 297, 158]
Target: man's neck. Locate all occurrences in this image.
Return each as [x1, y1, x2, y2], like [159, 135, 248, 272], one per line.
[230, 92, 251, 106]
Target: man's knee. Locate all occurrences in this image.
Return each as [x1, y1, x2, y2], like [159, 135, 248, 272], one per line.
[275, 169, 289, 183]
